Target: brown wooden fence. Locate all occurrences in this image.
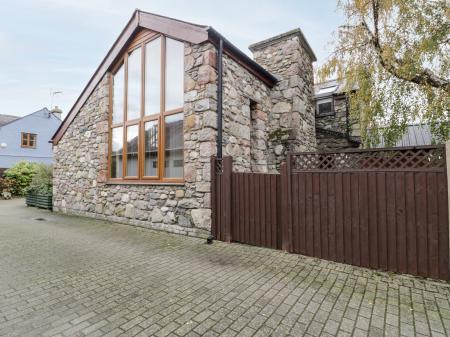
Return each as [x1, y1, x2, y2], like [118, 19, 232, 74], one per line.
[211, 157, 282, 249]
[211, 145, 449, 280]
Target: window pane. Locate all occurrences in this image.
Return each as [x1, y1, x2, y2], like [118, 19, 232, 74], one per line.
[164, 113, 183, 178]
[145, 38, 161, 116]
[144, 120, 158, 176]
[112, 64, 124, 123]
[317, 98, 333, 115]
[111, 127, 123, 178]
[127, 47, 141, 120]
[165, 38, 184, 111]
[126, 124, 139, 176]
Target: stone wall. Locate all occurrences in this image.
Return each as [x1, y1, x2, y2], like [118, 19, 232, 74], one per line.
[315, 95, 348, 134]
[53, 27, 319, 237]
[315, 95, 360, 150]
[53, 41, 218, 237]
[221, 54, 272, 173]
[316, 129, 359, 150]
[250, 29, 317, 171]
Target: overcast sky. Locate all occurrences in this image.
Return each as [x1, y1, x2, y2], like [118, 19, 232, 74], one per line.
[0, 0, 343, 118]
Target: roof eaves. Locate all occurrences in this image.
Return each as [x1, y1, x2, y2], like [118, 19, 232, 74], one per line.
[137, 9, 208, 29]
[207, 27, 278, 87]
[138, 10, 209, 44]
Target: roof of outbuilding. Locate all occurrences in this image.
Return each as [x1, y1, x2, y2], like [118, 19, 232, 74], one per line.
[51, 10, 279, 144]
[376, 124, 441, 147]
[314, 79, 359, 99]
[0, 114, 19, 127]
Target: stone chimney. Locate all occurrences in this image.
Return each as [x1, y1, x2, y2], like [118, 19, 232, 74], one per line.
[249, 28, 317, 170]
[51, 106, 63, 120]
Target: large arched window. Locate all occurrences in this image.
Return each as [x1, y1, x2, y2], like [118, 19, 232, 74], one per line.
[109, 33, 184, 183]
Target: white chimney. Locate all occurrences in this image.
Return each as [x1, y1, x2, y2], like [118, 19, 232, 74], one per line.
[51, 106, 63, 120]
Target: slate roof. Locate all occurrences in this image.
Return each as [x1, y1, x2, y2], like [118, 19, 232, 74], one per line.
[376, 124, 439, 147]
[0, 114, 19, 127]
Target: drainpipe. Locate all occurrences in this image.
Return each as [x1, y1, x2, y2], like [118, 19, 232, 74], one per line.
[216, 37, 223, 160]
[345, 95, 351, 142]
[207, 37, 223, 245]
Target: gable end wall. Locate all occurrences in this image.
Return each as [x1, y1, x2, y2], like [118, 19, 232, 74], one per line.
[53, 40, 218, 237]
[53, 26, 317, 237]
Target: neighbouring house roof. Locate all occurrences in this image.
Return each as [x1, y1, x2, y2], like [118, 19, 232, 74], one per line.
[51, 9, 279, 145]
[376, 124, 440, 148]
[0, 114, 20, 127]
[0, 108, 57, 128]
[0, 107, 61, 127]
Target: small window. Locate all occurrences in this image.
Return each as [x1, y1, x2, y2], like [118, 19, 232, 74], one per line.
[111, 127, 123, 178]
[165, 39, 184, 111]
[127, 47, 142, 121]
[21, 133, 37, 148]
[164, 113, 184, 178]
[112, 64, 124, 124]
[316, 97, 334, 116]
[145, 37, 162, 116]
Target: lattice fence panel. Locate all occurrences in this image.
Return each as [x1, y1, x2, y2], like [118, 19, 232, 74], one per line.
[292, 146, 446, 171]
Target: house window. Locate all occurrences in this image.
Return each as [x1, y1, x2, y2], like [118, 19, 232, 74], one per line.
[21, 133, 37, 148]
[316, 97, 334, 116]
[109, 35, 184, 183]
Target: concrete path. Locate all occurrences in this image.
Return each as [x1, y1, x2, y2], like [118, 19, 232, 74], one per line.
[1, 199, 450, 337]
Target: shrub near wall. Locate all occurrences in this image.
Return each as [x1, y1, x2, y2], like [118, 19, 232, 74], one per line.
[0, 178, 20, 199]
[25, 164, 53, 209]
[4, 161, 37, 196]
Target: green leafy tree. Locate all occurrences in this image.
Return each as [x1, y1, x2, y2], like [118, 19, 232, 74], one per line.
[319, 0, 449, 147]
[4, 161, 38, 195]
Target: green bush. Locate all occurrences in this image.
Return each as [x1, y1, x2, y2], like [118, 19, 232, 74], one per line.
[4, 161, 38, 196]
[26, 164, 53, 195]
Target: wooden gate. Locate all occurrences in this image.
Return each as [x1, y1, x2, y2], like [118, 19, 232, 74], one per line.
[211, 157, 282, 249]
[211, 145, 449, 280]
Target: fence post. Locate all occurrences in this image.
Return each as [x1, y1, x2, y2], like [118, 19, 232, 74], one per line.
[210, 156, 217, 240]
[280, 154, 293, 252]
[222, 156, 233, 243]
[446, 141, 450, 273]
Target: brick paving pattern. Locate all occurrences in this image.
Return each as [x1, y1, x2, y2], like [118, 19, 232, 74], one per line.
[1, 199, 450, 337]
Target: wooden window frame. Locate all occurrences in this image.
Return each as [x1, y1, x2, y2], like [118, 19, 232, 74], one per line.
[315, 97, 335, 117]
[108, 33, 185, 184]
[21, 132, 37, 149]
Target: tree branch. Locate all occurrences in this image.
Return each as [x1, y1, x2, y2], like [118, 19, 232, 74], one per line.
[361, 1, 450, 93]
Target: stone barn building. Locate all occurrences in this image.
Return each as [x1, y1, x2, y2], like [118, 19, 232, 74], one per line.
[51, 10, 317, 237]
[314, 80, 361, 150]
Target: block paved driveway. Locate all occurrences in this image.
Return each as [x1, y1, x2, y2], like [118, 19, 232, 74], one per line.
[2, 199, 450, 337]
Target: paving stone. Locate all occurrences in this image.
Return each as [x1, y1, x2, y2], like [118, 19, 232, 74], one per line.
[1, 199, 450, 337]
